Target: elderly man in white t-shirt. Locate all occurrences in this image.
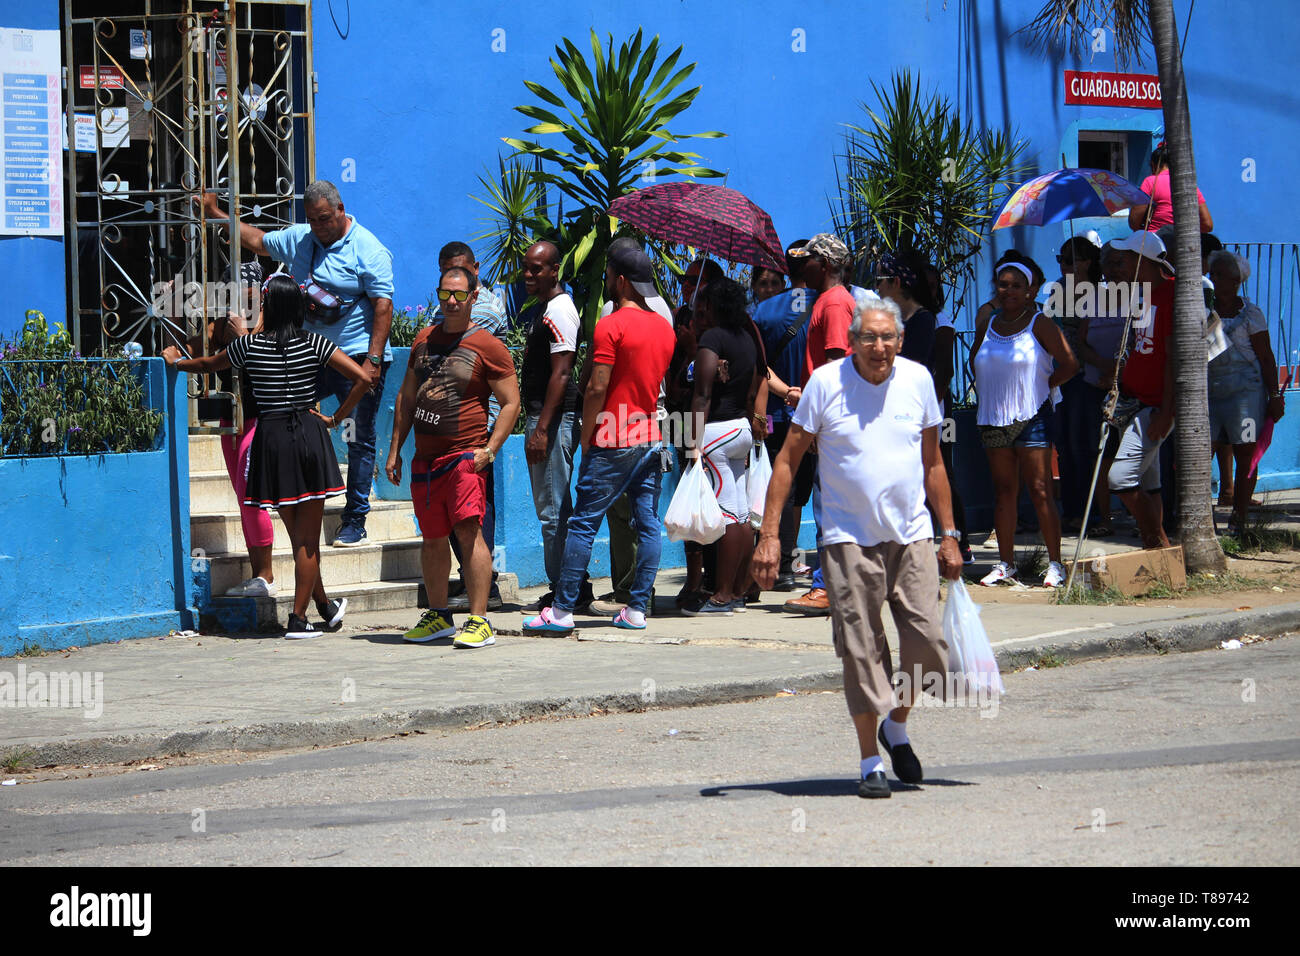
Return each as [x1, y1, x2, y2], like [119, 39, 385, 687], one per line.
[754, 292, 964, 799]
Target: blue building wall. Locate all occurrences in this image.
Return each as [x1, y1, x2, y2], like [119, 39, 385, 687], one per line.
[0, 0, 65, 336]
[308, 0, 1300, 320]
[0, 359, 197, 654]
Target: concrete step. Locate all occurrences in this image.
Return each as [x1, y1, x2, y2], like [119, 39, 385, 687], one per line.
[188, 434, 227, 474]
[206, 536, 424, 595]
[191, 499, 418, 553]
[189, 464, 374, 514]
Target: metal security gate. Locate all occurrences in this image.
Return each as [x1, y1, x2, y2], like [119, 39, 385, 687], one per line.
[63, 0, 315, 431]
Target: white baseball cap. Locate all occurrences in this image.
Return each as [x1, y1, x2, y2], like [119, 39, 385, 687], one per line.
[1112, 231, 1176, 277]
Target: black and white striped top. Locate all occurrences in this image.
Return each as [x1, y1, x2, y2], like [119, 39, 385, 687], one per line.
[225, 331, 337, 413]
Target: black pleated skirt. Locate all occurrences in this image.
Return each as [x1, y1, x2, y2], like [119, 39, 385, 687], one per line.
[242, 408, 345, 511]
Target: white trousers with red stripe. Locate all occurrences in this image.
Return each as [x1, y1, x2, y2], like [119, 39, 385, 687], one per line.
[700, 418, 753, 524]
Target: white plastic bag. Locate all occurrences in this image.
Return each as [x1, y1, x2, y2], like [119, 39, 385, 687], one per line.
[747, 442, 772, 530]
[664, 458, 727, 544]
[942, 580, 1005, 697]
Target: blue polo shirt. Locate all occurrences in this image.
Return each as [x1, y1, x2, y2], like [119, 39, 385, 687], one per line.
[753, 287, 817, 423]
[262, 217, 394, 360]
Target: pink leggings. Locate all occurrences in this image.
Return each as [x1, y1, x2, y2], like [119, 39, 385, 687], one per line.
[221, 418, 275, 548]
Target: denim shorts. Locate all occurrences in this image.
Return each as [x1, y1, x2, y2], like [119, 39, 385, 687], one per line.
[979, 401, 1054, 450]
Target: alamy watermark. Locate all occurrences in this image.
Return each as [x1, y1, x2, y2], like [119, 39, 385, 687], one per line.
[0, 664, 103, 719]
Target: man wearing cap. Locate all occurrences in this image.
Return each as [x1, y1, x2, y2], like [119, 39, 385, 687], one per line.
[1103, 231, 1178, 549]
[783, 233, 857, 616]
[524, 239, 678, 633]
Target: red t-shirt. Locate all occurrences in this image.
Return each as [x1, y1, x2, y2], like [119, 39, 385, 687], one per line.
[802, 285, 855, 385]
[1140, 170, 1206, 232]
[591, 306, 676, 448]
[1122, 279, 1174, 407]
[409, 324, 515, 461]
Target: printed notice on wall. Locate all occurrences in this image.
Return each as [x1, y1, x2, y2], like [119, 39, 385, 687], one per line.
[1, 27, 63, 237]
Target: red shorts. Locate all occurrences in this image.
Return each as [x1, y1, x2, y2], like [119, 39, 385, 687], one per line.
[411, 453, 486, 540]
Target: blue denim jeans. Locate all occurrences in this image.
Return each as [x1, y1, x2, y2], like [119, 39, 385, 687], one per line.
[526, 411, 579, 590]
[811, 465, 825, 590]
[555, 442, 664, 615]
[317, 357, 388, 524]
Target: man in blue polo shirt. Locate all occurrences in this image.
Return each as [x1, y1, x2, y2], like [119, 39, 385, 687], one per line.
[201, 180, 395, 547]
[752, 240, 818, 592]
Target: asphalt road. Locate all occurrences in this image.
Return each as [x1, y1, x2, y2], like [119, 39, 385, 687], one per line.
[2, 637, 1297, 866]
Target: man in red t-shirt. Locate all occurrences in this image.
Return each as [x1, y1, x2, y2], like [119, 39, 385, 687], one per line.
[386, 266, 520, 648]
[1103, 231, 1177, 549]
[525, 238, 676, 634]
[785, 233, 855, 615]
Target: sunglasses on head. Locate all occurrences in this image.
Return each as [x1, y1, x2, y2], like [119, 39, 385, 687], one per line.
[437, 288, 471, 302]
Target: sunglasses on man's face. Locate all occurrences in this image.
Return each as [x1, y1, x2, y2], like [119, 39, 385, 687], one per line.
[437, 288, 471, 302]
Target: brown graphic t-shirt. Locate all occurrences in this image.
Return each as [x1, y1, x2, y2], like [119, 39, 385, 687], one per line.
[410, 324, 515, 462]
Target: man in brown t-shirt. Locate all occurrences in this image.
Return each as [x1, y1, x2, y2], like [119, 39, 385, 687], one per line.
[386, 266, 520, 648]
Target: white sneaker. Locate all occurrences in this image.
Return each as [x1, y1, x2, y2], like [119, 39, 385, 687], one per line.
[225, 576, 278, 597]
[979, 561, 1018, 587]
[1042, 561, 1066, 588]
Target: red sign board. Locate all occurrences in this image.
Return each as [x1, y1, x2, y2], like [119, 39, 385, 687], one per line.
[78, 65, 125, 90]
[1064, 70, 1162, 109]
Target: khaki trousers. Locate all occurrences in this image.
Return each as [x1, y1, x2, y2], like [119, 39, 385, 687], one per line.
[821, 539, 949, 717]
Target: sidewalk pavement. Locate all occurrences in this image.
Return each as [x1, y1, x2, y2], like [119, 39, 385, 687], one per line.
[4, 561, 1298, 768]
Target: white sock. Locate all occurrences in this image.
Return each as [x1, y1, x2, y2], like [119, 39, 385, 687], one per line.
[882, 716, 909, 747]
[860, 756, 884, 778]
[622, 608, 646, 627]
[547, 607, 574, 627]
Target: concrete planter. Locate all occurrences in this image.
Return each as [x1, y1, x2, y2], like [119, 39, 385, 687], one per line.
[0, 360, 197, 655]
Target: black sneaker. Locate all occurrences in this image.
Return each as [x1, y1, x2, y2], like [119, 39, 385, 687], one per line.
[877, 723, 923, 784]
[284, 613, 322, 640]
[858, 771, 891, 799]
[316, 598, 347, 631]
[448, 586, 502, 612]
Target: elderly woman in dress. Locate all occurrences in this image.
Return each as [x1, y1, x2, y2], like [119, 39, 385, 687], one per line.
[1206, 251, 1286, 532]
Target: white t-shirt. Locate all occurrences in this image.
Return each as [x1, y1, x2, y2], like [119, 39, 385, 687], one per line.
[934, 310, 955, 331]
[543, 293, 580, 354]
[792, 356, 942, 547]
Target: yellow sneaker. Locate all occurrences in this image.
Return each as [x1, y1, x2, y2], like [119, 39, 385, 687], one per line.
[403, 608, 455, 643]
[453, 614, 496, 649]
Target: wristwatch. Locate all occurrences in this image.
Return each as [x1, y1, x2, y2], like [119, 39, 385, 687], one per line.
[367, 353, 381, 366]
[938, 529, 961, 541]
[484, 448, 496, 463]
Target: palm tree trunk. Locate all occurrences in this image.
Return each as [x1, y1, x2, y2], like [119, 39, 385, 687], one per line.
[1147, 0, 1226, 573]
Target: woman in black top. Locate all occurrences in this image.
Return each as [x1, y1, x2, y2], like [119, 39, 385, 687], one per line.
[681, 278, 768, 616]
[875, 250, 939, 370]
[165, 275, 370, 639]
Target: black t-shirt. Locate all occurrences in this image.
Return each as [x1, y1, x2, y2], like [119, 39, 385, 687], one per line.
[520, 295, 581, 416]
[698, 325, 758, 423]
[900, 307, 938, 371]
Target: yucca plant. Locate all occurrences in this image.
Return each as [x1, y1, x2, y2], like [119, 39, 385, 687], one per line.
[502, 29, 725, 334]
[829, 70, 1032, 317]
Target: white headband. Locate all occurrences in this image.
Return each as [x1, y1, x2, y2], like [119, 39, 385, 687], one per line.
[1000, 262, 1035, 285]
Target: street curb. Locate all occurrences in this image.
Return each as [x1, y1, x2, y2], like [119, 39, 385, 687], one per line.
[5, 602, 1298, 769]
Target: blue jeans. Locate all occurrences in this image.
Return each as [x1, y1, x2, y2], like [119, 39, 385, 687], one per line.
[317, 357, 389, 524]
[527, 411, 579, 589]
[555, 443, 664, 615]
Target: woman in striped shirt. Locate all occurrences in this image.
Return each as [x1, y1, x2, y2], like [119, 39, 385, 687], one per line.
[164, 275, 370, 639]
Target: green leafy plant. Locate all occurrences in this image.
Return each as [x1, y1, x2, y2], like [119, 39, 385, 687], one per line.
[501, 29, 725, 334]
[1, 311, 163, 457]
[1056, 584, 1128, 606]
[829, 70, 1032, 315]
[1, 749, 34, 774]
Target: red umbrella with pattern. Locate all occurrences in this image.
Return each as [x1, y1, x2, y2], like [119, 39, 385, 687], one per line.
[608, 182, 787, 274]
